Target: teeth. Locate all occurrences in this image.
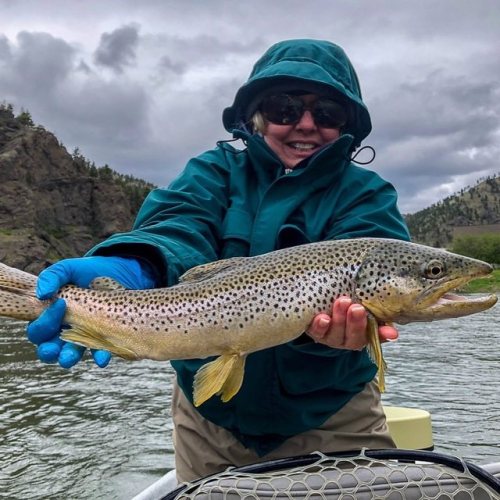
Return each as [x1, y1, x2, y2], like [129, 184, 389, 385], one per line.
[290, 143, 316, 150]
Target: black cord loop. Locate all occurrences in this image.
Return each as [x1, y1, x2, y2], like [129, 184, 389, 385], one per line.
[350, 145, 376, 165]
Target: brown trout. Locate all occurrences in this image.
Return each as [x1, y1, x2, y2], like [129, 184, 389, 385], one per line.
[0, 238, 496, 406]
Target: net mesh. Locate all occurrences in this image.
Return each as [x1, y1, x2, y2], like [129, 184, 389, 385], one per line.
[172, 450, 500, 499]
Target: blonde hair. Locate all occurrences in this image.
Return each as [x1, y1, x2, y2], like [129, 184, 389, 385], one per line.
[250, 110, 267, 135]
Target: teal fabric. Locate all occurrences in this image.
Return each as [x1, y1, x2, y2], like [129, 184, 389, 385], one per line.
[89, 39, 410, 456]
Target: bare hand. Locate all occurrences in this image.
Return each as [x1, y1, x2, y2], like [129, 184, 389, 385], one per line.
[306, 297, 398, 349]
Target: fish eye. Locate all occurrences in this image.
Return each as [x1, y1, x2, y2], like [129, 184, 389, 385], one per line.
[423, 260, 445, 279]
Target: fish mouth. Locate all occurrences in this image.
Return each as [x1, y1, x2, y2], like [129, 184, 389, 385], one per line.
[433, 291, 497, 311]
[407, 275, 497, 322]
[362, 267, 497, 325]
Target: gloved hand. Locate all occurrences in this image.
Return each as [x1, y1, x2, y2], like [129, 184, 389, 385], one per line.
[26, 256, 156, 368]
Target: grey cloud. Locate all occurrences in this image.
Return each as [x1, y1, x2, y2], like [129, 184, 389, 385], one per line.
[151, 34, 264, 79]
[157, 55, 187, 75]
[4, 31, 75, 97]
[59, 79, 150, 145]
[363, 42, 500, 213]
[76, 59, 92, 74]
[120, 78, 239, 187]
[166, 34, 263, 61]
[0, 35, 11, 60]
[369, 66, 499, 143]
[371, 127, 499, 213]
[93, 24, 139, 73]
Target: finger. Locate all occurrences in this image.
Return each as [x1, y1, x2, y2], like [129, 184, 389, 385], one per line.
[59, 342, 86, 368]
[26, 299, 67, 344]
[321, 297, 351, 347]
[306, 314, 331, 341]
[37, 337, 64, 363]
[343, 304, 368, 350]
[91, 349, 112, 368]
[378, 325, 399, 342]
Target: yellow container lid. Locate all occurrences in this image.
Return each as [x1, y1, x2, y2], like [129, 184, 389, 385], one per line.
[383, 406, 434, 450]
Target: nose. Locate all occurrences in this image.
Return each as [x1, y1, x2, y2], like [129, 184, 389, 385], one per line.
[295, 109, 317, 130]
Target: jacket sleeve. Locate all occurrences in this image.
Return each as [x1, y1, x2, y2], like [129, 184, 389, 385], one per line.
[324, 165, 410, 242]
[87, 148, 231, 285]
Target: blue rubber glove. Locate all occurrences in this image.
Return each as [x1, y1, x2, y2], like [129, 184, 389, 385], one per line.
[26, 256, 156, 368]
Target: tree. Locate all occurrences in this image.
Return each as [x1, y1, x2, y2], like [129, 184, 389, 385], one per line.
[16, 109, 35, 127]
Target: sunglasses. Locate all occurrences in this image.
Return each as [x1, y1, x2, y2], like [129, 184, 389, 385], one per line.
[260, 94, 348, 129]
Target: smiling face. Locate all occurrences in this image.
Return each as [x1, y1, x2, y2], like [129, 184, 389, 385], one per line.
[261, 94, 342, 169]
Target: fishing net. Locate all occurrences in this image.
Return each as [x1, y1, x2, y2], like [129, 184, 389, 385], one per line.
[165, 449, 500, 500]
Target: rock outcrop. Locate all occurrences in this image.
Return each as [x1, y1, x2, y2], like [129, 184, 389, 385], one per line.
[0, 105, 154, 273]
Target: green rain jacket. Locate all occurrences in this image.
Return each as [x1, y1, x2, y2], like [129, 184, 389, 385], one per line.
[90, 40, 410, 456]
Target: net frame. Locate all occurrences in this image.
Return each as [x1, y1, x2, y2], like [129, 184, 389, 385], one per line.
[165, 449, 500, 499]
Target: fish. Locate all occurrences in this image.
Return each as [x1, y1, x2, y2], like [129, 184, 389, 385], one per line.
[0, 238, 497, 406]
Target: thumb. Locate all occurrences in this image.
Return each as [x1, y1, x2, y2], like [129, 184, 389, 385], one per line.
[36, 265, 69, 299]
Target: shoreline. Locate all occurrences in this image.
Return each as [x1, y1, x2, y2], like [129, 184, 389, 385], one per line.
[458, 269, 500, 294]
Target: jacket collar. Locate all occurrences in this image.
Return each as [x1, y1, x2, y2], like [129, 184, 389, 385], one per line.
[232, 129, 355, 182]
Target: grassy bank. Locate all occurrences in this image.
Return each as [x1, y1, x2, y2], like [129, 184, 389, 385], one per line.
[458, 269, 500, 293]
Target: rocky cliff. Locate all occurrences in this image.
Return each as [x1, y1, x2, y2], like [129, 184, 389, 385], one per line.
[0, 105, 154, 273]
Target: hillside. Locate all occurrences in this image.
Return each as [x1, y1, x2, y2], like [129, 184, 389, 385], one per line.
[0, 104, 154, 273]
[405, 175, 500, 247]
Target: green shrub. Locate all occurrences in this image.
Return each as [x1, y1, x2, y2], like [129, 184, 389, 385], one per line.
[450, 234, 500, 265]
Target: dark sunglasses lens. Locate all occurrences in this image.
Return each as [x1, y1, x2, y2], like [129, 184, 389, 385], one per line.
[260, 95, 303, 125]
[261, 95, 347, 128]
[312, 99, 347, 128]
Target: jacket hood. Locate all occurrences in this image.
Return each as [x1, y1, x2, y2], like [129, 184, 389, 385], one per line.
[223, 39, 372, 150]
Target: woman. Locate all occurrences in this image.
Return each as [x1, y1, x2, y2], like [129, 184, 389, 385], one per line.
[27, 39, 410, 482]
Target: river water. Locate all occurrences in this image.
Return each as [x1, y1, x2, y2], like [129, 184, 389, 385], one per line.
[1, 300, 499, 499]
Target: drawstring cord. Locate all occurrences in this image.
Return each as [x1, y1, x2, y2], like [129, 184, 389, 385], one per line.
[350, 145, 376, 165]
[216, 137, 248, 153]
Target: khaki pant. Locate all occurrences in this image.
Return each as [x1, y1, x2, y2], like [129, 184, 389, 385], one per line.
[172, 380, 395, 483]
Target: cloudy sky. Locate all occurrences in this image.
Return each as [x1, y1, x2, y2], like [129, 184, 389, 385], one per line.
[1, 0, 499, 213]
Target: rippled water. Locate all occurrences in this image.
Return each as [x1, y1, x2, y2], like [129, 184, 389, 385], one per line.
[0, 321, 175, 499]
[1, 300, 499, 499]
[382, 300, 500, 464]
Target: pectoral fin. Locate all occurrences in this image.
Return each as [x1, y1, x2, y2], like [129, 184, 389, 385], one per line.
[193, 353, 246, 407]
[366, 314, 387, 392]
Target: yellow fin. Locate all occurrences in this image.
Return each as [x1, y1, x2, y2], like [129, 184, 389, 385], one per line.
[366, 314, 387, 392]
[179, 257, 248, 283]
[193, 353, 246, 407]
[61, 326, 138, 360]
[218, 355, 246, 403]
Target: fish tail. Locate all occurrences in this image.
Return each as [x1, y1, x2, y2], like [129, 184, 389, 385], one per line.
[0, 263, 43, 321]
[367, 314, 386, 392]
